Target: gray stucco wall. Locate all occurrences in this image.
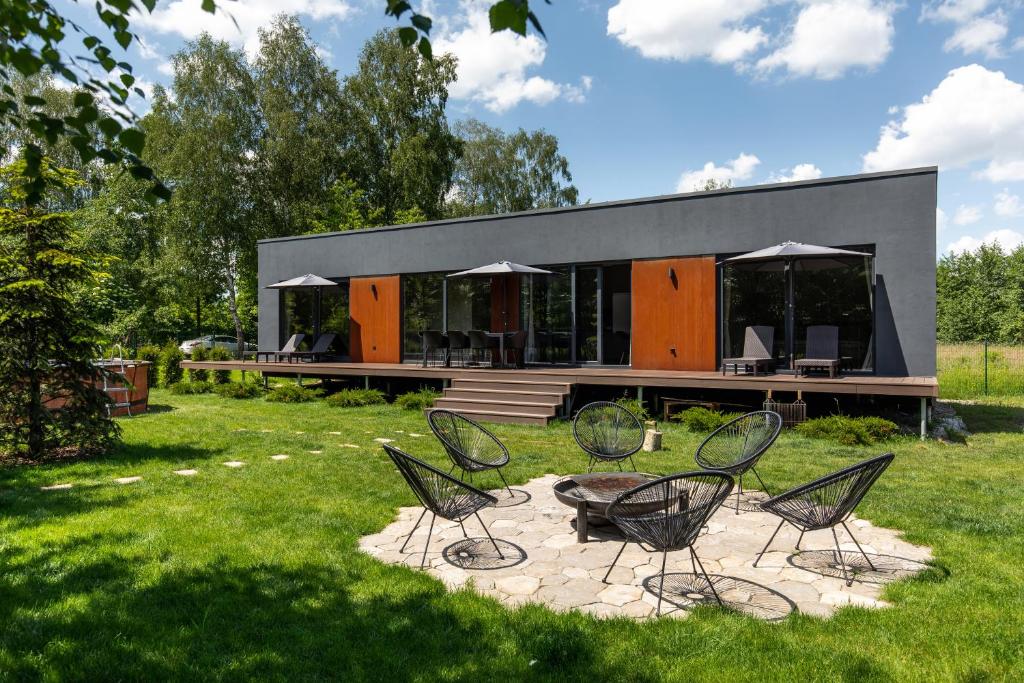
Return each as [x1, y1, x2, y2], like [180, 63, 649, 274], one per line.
[258, 167, 937, 376]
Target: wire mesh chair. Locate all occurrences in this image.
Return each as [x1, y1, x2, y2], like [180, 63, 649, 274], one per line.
[753, 453, 895, 586]
[573, 401, 645, 472]
[427, 409, 514, 496]
[382, 444, 503, 569]
[695, 411, 783, 514]
[604, 471, 734, 616]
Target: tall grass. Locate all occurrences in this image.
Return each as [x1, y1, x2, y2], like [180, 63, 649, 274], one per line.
[937, 342, 1024, 399]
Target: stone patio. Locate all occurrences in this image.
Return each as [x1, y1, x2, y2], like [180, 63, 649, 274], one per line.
[359, 474, 932, 620]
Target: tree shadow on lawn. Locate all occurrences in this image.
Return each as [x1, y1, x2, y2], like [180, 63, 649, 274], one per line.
[0, 480, 139, 533]
[108, 441, 225, 465]
[0, 538, 640, 681]
[953, 402, 1024, 434]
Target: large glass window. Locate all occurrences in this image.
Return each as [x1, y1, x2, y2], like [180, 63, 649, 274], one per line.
[447, 277, 491, 333]
[521, 267, 572, 363]
[575, 266, 599, 363]
[281, 283, 349, 357]
[320, 282, 350, 358]
[402, 273, 445, 361]
[722, 265, 787, 364]
[601, 264, 632, 365]
[282, 289, 315, 350]
[793, 256, 874, 371]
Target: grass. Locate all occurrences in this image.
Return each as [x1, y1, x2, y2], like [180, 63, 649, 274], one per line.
[938, 342, 1024, 399]
[1, 391, 1023, 680]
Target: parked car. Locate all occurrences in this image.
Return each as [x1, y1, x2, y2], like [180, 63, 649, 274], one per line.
[179, 335, 256, 357]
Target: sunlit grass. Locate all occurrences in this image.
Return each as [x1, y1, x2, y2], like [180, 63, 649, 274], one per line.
[0, 391, 1022, 679]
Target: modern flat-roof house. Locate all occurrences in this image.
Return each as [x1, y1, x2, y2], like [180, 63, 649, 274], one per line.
[195, 167, 938, 428]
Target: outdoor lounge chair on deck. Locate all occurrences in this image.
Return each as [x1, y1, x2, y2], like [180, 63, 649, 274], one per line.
[256, 333, 304, 363]
[721, 326, 775, 376]
[794, 325, 841, 377]
[284, 333, 337, 363]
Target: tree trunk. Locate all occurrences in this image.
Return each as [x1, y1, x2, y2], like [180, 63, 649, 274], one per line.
[224, 254, 245, 360]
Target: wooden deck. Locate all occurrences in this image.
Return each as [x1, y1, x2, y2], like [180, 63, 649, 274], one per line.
[183, 360, 939, 398]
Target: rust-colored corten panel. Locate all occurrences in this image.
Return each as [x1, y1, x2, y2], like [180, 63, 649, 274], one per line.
[490, 274, 521, 332]
[631, 257, 717, 371]
[349, 275, 401, 363]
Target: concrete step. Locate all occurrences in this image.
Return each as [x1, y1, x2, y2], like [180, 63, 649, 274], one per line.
[450, 378, 572, 394]
[434, 397, 558, 417]
[428, 407, 551, 426]
[443, 388, 565, 405]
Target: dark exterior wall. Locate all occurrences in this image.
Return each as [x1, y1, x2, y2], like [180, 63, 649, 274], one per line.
[258, 168, 937, 376]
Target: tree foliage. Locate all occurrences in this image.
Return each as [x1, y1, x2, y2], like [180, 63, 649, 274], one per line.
[0, 160, 118, 460]
[937, 243, 1024, 343]
[449, 118, 578, 217]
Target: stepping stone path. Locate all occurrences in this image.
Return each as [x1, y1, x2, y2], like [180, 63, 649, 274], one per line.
[173, 469, 198, 476]
[308, 450, 323, 454]
[359, 474, 932, 622]
[373, 438, 393, 444]
[341, 444, 360, 449]
[407, 433, 424, 438]
[327, 431, 343, 435]
[223, 461, 245, 468]
[115, 476, 142, 485]
[41, 483, 73, 491]
[271, 454, 290, 461]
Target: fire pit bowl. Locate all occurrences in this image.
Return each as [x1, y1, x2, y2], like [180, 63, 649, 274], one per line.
[552, 472, 657, 543]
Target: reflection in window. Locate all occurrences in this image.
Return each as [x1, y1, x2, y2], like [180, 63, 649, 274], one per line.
[722, 265, 787, 364]
[402, 273, 445, 361]
[794, 256, 874, 371]
[521, 267, 572, 364]
[320, 283, 350, 358]
[447, 278, 491, 333]
[281, 284, 349, 357]
[282, 289, 315, 350]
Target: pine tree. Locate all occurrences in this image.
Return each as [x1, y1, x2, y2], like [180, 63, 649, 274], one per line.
[0, 160, 119, 460]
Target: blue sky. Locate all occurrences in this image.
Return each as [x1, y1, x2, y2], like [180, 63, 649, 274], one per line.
[61, 0, 1024, 255]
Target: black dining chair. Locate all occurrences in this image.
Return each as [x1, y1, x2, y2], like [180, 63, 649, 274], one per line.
[604, 471, 734, 616]
[467, 330, 494, 367]
[383, 444, 504, 569]
[573, 401, 645, 472]
[421, 330, 448, 368]
[753, 453, 895, 586]
[427, 409, 514, 496]
[446, 331, 470, 367]
[694, 411, 783, 514]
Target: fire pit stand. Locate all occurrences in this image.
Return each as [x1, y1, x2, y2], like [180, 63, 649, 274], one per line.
[552, 472, 655, 543]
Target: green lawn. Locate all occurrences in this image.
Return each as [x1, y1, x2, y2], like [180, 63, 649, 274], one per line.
[1, 391, 1022, 680]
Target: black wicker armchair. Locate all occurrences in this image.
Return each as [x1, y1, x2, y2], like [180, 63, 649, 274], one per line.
[604, 471, 734, 616]
[382, 444, 503, 568]
[573, 401, 645, 472]
[753, 452, 895, 586]
[427, 409, 514, 496]
[694, 410, 783, 514]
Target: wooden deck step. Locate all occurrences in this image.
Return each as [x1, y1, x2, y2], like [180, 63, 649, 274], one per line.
[434, 397, 558, 417]
[443, 388, 564, 405]
[450, 378, 572, 394]
[428, 407, 551, 426]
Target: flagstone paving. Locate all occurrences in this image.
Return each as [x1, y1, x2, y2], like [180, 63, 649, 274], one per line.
[359, 474, 932, 621]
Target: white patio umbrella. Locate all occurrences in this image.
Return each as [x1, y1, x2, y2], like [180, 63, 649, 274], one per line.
[447, 261, 555, 333]
[266, 273, 338, 340]
[721, 242, 873, 369]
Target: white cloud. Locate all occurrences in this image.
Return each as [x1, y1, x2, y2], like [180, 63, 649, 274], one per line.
[994, 189, 1024, 217]
[922, 0, 1010, 58]
[607, 0, 768, 65]
[945, 228, 1024, 253]
[768, 163, 823, 183]
[953, 204, 984, 225]
[677, 153, 761, 192]
[133, 0, 353, 57]
[944, 12, 1008, 58]
[433, 1, 589, 112]
[757, 0, 895, 80]
[862, 65, 1024, 180]
[937, 207, 949, 232]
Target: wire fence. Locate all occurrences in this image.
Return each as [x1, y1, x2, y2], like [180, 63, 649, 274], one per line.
[938, 342, 1024, 399]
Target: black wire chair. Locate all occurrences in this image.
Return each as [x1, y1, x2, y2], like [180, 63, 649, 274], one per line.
[573, 401, 645, 472]
[382, 444, 503, 569]
[695, 410, 783, 514]
[427, 409, 514, 496]
[604, 471, 734, 616]
[753, 452, 895, 586]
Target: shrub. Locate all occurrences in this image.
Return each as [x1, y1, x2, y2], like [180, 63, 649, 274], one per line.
[170, 381, 211, 395]
[675, 407, 743, 433]
[188, 345, 208, 382]
[206, 346, 232, 384]
[135, 344, 161, 387]
[326, 388, 386, 408]
[796, 415, 899, 446]
[214, 381, 264, 399]
[615, 393, 651, 421]
[395, 388, 441, 411]
[158, 341, 185, 388]
[266, 383, 323, 403]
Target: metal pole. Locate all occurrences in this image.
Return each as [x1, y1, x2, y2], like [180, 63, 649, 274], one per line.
[920, 397, 927, 440]
[984, 339, 989, 395]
